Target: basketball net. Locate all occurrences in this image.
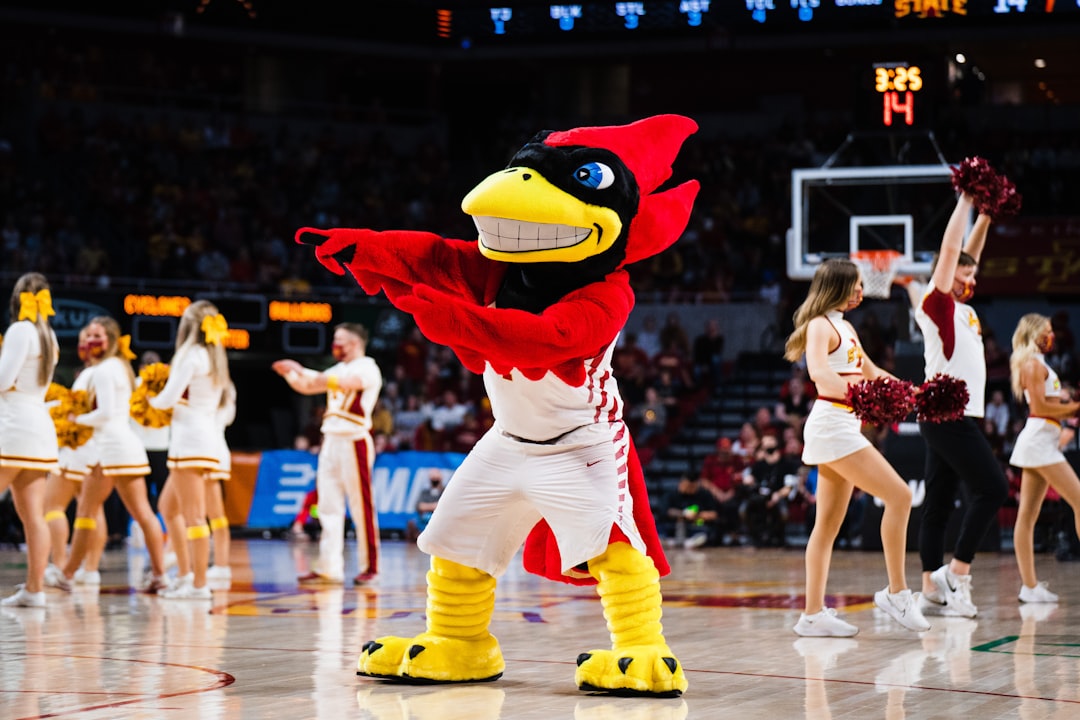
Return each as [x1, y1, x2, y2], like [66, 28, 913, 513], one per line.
[851, 250, 902, 299]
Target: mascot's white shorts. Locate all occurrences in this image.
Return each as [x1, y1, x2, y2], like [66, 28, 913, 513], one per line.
[418, 423, 647, 578]
[801, 399, 871, 466]
[1010, 417, 1066, 469]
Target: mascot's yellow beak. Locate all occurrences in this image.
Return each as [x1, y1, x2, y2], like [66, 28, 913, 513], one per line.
[462, 167, 623, 264]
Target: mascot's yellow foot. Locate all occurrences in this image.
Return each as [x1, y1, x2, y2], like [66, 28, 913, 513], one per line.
[358, 632, 504, 684]
[575, 644, 687, 698]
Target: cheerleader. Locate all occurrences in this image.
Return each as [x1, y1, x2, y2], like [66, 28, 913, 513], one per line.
[43, 326, 107, 588]
[784, 258, 929, 637]
[0, 273, 60, 608]
[205, 379, 236, 587]
[55, 317, 168, 592]
[151, 300, 231, 600]
[1008, 313, 1080, 603]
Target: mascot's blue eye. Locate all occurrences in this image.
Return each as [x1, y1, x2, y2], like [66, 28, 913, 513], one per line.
[573, 162, 615, 190]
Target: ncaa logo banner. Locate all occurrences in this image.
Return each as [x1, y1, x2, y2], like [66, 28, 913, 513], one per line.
[247, 449, 465, 531]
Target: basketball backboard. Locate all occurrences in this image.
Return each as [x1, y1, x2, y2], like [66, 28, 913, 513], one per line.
[787, 164, 959, 281]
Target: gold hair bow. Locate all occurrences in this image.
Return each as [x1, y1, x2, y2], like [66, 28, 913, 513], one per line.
[18, 289, 55, 322]
[118, 334, 137, 361]
[201, 313, 229, 346]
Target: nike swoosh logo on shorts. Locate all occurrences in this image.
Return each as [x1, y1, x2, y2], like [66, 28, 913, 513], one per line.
[586, 460, 602, 467]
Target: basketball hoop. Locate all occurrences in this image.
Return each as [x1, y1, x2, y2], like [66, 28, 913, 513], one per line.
[851, 249, 903, 299]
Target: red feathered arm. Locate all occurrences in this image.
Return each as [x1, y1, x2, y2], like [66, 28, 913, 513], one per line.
[296, 227, 503, 308]
[395, 271, 635, 386]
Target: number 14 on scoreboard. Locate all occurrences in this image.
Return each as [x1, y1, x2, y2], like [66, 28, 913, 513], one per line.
[883, 91, 914, 127]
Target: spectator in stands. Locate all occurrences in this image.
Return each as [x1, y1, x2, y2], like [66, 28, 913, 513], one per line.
[663, 474, 721, 549]
[448, 412, 483, 454]
[653, 337, 695, 394]
[406, 468, 444, 542]
[984, 389, 1011, 440]
[629, 386, 668, 447]
[396, 326, 429, 397]
[740, 436, 800, 547]
[391, 393, 426, 450]
[691, 318, 725, 388]
[752, 405, 783, 441]
[635, 314, 662, 360]
[653, 368, 686, 409]
[659, 311, 692, 361]
[775, 369, 816, 428]
[699, 437, 743, 544]
[732, 422, 761, 465]
[423, 389, 470, 435]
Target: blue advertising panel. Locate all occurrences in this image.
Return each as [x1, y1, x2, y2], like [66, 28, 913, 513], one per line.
[246, 449, 466, 531]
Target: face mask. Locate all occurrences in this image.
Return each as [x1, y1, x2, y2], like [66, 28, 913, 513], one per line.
[1037, 332, 1055, 354]
[84, 340, 107, 358]
[77, 344, 90, 362]
[844, 288, 863, 312]
[331, 344, 346, 361]
[954, 281, 974, 303]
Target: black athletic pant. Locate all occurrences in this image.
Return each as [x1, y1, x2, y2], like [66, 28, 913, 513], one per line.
[918, 417, 1009, 570]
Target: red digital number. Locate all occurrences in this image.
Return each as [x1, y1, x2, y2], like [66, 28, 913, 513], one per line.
[883, 91, 914, 127]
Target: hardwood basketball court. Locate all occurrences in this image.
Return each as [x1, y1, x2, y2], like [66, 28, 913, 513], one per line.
[2, 539, 1079, 719]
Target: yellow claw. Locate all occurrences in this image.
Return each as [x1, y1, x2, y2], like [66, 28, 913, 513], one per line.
[575, 645, 686, 697]
[357, 557, 504, 684]
[576, 542, 687, 697]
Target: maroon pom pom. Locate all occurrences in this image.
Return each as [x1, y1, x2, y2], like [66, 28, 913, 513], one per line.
[847, 377, 916, 427]
[985, 175, 1022, 221]
[951, 156, 998, 210]
[950, 156, 1021, 220]
[916, 373, 969, 423]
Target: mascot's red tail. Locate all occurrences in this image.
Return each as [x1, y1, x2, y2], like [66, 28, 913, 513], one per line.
[522, 435, 670, 586]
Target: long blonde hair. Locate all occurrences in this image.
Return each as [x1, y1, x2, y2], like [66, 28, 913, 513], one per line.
[1010, 313, 1049, 402]
[88, 316, 136, 389]
[783, 259, 860, 362]
[9, 272, 58, 386]
[174, 300, 231, 388]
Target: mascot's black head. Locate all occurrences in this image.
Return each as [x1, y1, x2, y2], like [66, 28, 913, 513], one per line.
[461, 132, 640, 312]
[461, 114, 699, 314]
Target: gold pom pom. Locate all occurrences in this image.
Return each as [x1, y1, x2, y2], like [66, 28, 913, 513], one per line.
[130, 363, 173, 428]
[46, 383, 93, 448]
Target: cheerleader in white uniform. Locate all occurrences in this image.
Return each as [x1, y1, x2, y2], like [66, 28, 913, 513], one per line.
[0, 273, 60, 608]
[1008, 313, 1080, 603]
[56, 317, 168, 591]
[205, 379, 236, 586]
[43, 326, 107, 588]
[784, 258, 929, 637]
[151, 300, 231, 600]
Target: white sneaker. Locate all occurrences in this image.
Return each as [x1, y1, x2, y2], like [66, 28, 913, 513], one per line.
[206, 565, 232, 581]
[158, 572, 193, 596]
[874, 588, 932, 632]
[929, 565, 977, 618]
[793, 608, 859, 637]
[1019, 581, 1059, 604]
[1, 585, 46, 608]
[44, 564, 71, 591]
[73, 568, 101, 586]
[160, 582, 212, 600]
[683, 532, 709, 550]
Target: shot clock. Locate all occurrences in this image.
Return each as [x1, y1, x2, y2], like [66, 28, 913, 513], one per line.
[874, 62, 923, 127]
[853, 60, 936, 131]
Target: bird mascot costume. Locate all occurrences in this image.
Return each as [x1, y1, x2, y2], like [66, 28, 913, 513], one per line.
[298, 114, 699, 697]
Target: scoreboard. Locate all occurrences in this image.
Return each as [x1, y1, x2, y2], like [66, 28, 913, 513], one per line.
[436, 1, 1080, 43]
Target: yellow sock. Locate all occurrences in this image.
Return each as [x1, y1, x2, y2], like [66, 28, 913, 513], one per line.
[74, 517, 97, 530]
